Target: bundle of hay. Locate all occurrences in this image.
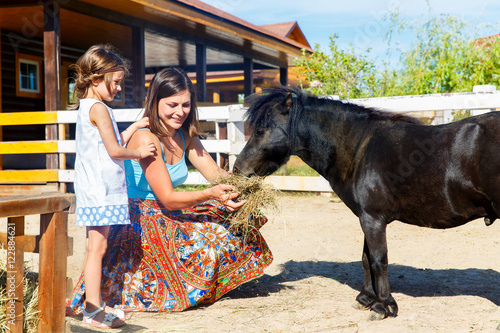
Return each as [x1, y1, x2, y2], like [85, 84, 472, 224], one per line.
[212, 174, 280, 237]
[0, 251, 39, 333]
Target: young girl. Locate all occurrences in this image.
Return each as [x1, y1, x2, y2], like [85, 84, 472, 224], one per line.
[71, 44, 156, 328]
[68, 67, 273, 314]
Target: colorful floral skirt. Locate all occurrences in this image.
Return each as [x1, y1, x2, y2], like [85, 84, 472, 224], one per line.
[67, 198, 273, 313]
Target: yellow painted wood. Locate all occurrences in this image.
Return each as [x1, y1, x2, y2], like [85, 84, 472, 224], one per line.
[0, 141, 58, 154]
[0, 170, 59, 183]
[192, 76, 245, 84]
[0, 111, 57, 126]
[0, 35, 3, 170]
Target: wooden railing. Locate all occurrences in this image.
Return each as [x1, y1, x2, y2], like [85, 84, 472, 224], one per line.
[346, 84, 500, 124]
[1, 192, 75, 333]
[0, 85, 499, 193]
[0, 106, 247, 188]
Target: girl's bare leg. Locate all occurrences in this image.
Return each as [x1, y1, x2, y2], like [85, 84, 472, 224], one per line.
[83, 226, 121, 324]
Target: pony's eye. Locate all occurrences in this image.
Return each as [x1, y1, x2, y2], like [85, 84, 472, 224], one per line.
[255, 130, 265, 136]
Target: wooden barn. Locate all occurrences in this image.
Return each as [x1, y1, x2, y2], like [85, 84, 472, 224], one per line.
[0, 0, 312, 170]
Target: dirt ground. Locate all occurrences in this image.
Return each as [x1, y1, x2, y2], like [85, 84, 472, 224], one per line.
[59, 194, 500, 332]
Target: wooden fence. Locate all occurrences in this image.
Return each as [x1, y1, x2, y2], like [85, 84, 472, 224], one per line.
[1, 192, 75, 333]
[347, 84, 500, 124]
[0, 85, 499, 193]
[0, 105, 247, 189]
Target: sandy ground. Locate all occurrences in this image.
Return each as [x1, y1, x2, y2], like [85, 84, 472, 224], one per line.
[24, 194, 500, 332]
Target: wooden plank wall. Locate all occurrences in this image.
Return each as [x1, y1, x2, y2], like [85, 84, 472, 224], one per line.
[0, 29, 136, 172]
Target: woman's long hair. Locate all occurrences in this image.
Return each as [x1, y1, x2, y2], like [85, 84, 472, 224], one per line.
[144, 67, 203, 138]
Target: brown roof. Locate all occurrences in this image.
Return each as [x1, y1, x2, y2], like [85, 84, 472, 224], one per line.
[261, 22, 298, 38]
[261, 21, 311, 48]
[174, 0, 313, 52]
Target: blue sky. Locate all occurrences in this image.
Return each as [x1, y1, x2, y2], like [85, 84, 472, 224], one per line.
[202, 0, 500, 67]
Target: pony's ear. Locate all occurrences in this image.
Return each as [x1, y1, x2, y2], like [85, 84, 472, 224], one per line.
[282, 93, 293, 114]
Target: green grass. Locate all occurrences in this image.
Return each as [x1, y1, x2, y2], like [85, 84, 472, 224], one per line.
[272, 164, 319, 177]
[178, 164, 319, 192]
[176, 184, 208, 191]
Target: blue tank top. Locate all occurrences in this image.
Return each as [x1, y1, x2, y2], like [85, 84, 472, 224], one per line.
[125, 130, 188, 200]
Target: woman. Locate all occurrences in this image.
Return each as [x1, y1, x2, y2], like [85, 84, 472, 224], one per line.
[68, 67, 273, 313]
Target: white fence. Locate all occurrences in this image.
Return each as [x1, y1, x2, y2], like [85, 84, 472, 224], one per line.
[3, 85, 500, 192]
[54, 85, 500, 192]
[346, 84, 500, 124]
[52, 104, 247, 185]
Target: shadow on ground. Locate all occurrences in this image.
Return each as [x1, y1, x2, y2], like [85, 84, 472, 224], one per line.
[226, 260, 500, 306]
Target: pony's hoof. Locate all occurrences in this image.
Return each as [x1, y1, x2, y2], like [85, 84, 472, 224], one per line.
[367, 301, 397, 320]
[485, 217, 496, 226]
[368, 310, 386, 321]
[352, 301, 370, 311]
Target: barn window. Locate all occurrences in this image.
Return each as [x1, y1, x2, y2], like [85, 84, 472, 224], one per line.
[16, 53, 43, 98]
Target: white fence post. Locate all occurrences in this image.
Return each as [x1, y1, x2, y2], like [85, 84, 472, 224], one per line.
[472, 85, 497, 116]
[227, 104, 246, 170]
[215, 122, 221, 167]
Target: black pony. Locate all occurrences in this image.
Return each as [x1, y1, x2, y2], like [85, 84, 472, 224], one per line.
[233, 85, 500, 320]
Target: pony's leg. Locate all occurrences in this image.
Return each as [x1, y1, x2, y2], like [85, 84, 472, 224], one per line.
[487, 200, 500, 225]
[359, 215, 398, 320]
[354, 238, 376, 310]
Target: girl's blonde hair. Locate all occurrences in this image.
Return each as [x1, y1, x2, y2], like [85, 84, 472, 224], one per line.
[144, 67, 203, 138]
[69, 44, 129, 109]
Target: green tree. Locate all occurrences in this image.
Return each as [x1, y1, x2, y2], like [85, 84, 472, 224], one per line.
[294, 35, 378, 98]
[295, 11, 500, 98]
[387, 12, 500, 95]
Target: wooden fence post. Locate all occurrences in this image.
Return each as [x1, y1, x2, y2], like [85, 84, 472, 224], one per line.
[38, 211, 68, 332]
[0, 34, 2, 170]
[0, 193, 74, 333]
[43, 0, 62, 173]
[471, 85, 498, 116]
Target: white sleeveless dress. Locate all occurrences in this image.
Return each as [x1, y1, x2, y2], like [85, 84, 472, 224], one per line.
[74, 98, 130, 226]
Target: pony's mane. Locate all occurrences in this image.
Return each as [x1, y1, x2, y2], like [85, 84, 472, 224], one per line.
[244, 86, 423, 132]
[244, 86, 306, 133]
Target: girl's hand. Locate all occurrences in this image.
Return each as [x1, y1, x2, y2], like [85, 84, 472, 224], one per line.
[208, 184, 246, 212]
[134, 117, 150, 129]
[137, 141, 157, 159]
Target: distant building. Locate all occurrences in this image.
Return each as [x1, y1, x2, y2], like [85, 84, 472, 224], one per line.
[0, 0, 313, 169]
[183, 20, 312, 103]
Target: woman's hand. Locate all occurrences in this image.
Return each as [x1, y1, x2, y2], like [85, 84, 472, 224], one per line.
[208, 184, 246, 212]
